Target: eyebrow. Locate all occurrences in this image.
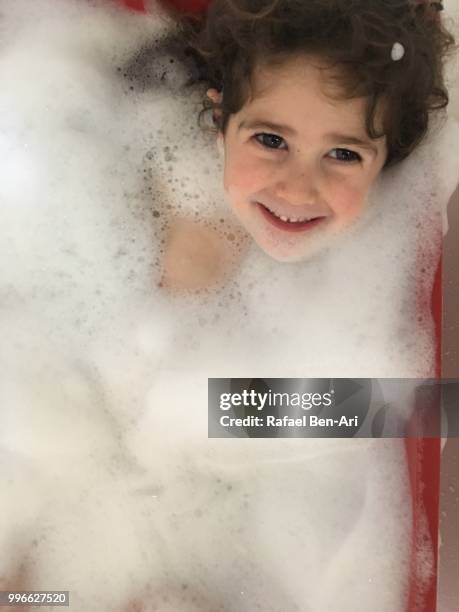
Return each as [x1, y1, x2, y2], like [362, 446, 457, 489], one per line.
[238, 119, 379, 155]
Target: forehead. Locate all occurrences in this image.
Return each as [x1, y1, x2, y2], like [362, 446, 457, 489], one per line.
[245, 54, 381, 134]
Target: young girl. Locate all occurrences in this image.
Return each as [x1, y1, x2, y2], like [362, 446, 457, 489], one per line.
[159, 0, 456, 291]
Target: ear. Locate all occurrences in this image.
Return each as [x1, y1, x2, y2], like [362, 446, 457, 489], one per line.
[207, 88, 223, 104]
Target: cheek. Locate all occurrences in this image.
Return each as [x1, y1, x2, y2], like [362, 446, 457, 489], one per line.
[329, 181, 369, 223]
[224, 152, 263, 197]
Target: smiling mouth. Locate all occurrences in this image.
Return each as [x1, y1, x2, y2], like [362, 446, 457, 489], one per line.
[256, 202, 327, 233]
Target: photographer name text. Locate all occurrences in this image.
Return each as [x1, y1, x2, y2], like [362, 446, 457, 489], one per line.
[219, 414, 359, 428]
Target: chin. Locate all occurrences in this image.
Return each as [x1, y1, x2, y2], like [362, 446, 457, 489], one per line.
[253, 234, 331, 264]
[255, 241, 315, 263]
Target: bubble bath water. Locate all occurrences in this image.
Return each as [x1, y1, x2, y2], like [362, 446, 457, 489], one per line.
[0, 1, 458, 610]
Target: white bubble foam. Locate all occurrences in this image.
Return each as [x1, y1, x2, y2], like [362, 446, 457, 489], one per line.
[0, 0, 457, 610]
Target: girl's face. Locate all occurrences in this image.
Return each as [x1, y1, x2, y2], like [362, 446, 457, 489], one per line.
[218, 55, 388, 262]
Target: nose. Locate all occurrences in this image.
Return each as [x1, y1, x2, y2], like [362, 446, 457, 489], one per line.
[274, 160, 319, 207]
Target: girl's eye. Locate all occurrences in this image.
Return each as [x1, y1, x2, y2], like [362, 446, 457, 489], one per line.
[254, 133, 287, 150]
[329, 148, 362, 163]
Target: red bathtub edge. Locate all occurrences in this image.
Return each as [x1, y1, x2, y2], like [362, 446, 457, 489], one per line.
[123, 0, 146, 11]
[406, 256, 442, 612]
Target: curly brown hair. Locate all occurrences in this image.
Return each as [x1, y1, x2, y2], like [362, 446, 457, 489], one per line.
[162, 0, 456, 168]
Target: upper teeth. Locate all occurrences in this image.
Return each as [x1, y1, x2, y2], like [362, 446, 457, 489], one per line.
[266, 206, 313, 223]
